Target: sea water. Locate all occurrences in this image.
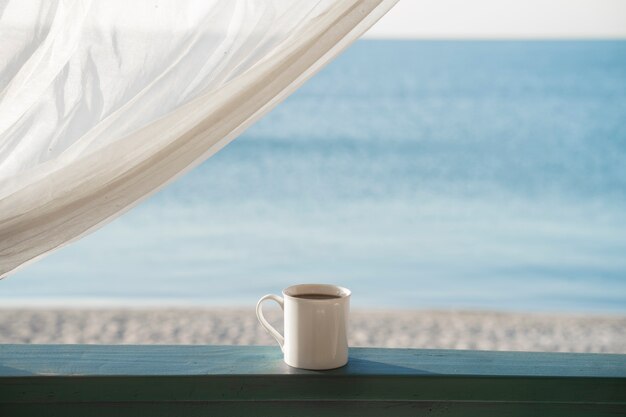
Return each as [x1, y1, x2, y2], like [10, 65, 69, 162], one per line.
[1, 41, 626, 312]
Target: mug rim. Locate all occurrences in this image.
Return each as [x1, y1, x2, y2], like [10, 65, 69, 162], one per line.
[283, 283, 351, 301]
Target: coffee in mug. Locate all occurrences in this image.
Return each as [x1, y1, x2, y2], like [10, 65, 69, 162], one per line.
[256, 284, 350, 370]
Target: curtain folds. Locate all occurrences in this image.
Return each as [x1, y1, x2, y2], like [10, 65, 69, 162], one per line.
[0, 0, 397, 278]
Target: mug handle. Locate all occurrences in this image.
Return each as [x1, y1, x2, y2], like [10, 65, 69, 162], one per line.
[256, 294, 285, 351]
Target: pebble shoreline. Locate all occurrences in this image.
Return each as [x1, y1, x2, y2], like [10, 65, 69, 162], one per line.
[1, 308, 624, 353]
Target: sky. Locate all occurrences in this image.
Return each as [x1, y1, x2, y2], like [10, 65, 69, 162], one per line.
[365, 0, 626, 39]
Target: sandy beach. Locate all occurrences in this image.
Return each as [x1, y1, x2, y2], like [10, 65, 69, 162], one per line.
[1, 308, 624, 353]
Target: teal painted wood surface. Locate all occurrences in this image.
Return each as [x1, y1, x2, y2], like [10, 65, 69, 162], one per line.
[1, 345, 625, 416]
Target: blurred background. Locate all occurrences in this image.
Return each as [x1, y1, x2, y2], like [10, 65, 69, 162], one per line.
[1, 0, 625, 351]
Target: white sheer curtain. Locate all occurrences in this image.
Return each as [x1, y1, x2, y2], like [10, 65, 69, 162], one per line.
[0, 0, 397, 278]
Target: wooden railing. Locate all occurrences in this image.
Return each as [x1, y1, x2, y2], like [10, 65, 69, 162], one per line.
[1, 345, 625, 416]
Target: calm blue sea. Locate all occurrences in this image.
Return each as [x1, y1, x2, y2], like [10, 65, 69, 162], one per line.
[2, 41, 626, 312]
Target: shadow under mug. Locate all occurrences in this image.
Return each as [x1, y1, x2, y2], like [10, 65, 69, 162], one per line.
[256, 283, 351, 370]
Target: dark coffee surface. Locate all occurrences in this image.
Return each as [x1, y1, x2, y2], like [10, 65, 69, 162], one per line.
[292, 293, 341, 300]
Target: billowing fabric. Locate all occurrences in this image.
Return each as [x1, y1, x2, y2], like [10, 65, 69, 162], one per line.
[0, 0, 397, 278]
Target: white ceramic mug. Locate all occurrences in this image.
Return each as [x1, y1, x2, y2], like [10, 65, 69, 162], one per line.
[256, 284, 351, 370]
